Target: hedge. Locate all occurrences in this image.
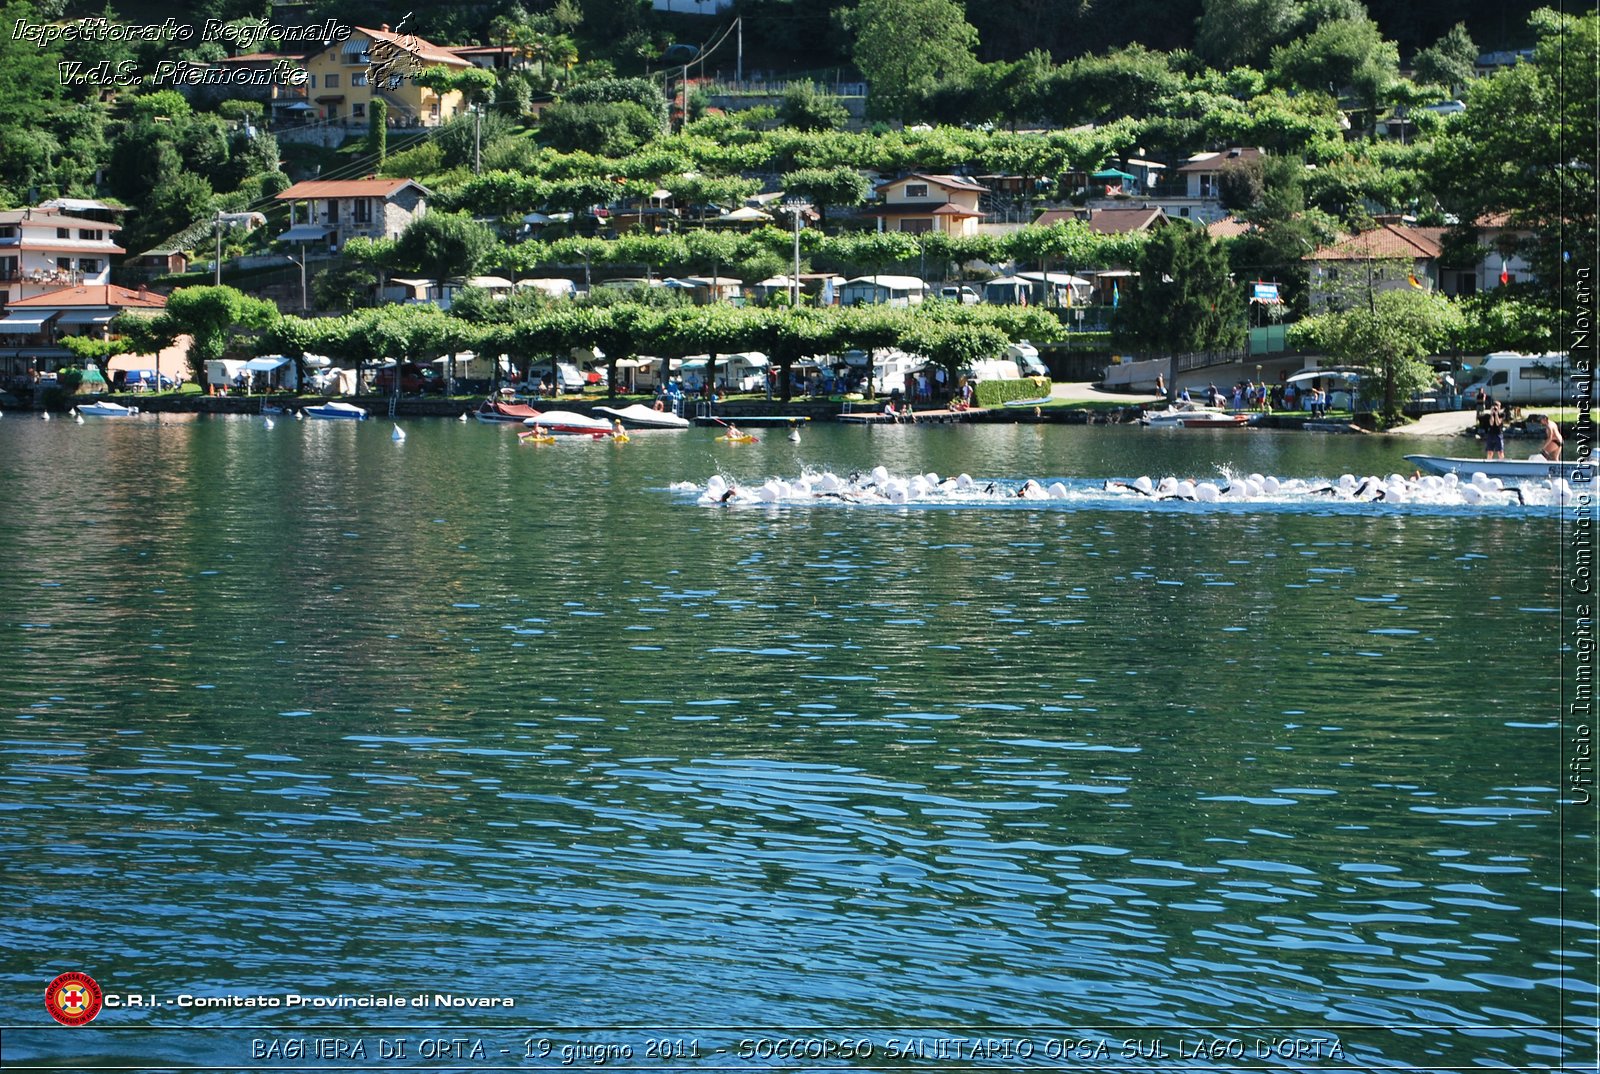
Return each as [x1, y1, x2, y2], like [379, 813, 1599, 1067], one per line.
[974, 376, 1051, 407]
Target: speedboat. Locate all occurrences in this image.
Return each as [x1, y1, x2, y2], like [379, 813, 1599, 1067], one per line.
[593, 403, 691, 430]
[1141, 402, 1248, 428]
[76, 401, 139, 417]
[475, 396, 541, 424]
[1404, 454, 1592, 481]
[304, 401, 368, 420]
[522, 410, 613, 436]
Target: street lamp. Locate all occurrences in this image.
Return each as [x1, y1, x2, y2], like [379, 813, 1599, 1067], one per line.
[781, 199, 811, 307]
[214, 211, 266, 285]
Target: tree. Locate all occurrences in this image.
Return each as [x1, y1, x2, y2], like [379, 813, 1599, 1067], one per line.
[539, 101, 661, 155]
[1411, 22, 1476, 93]
[1194, 0, 1303, 69]
[1113, 225, 1245, 357]
[849, 0, 978, 121]
[392, 212, 498, 298]
[412, 65, 499, 106]
[779, 82, 849, 132]
[1217, 156, 1266, 212]
[368, 98, 387, 164]
[1426, 10, 1597, 315]
[562, 77, 670, 131]
[1319, 288, 1462, 424]
[111, 285, 279, 383]
[779, 167, 871, 225]
[1270, 18, 1399, 138]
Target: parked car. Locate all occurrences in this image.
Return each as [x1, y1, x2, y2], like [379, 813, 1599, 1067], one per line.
[938, 285, 980, 305]
[120, 369, 176, 391]
[372, 362, 439, 395]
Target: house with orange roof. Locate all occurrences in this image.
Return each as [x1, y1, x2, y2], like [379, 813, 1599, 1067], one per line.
[0, 284, 175, 381]
[1033, 206, 1169, 235]
[274, 178, 432, 248]
[867, 174, 987, 236]
[299, 24, 473, 127]
[1303, 218, 1448, 310]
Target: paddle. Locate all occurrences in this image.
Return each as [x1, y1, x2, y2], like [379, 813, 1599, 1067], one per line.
[709, 414, 758, 442]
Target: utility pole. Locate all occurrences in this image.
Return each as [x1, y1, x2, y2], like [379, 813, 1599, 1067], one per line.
[736, 17, 742, 83]
[473, 105, 482, 175]
[215, 210, 223, 285]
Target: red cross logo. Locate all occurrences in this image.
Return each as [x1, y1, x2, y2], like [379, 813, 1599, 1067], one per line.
[45, 972, 102, 1026]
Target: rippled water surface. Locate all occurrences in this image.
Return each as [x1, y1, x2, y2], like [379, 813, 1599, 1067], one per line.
[0, 415, 1590, 1071]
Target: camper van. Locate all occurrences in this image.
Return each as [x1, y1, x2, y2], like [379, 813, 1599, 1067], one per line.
[1005, 341, 1050, 379]
[1463, 352, 1571, 405]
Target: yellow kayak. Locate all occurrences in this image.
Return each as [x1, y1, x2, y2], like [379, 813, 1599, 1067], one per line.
[716, 434, 757, 443]
[611, 433, 630, 443]
[520, 433, 555, 444]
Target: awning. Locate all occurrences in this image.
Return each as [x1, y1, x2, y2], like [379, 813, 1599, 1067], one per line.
[0, 310, 57, 332]
[54, 310, 115, 325]
[1286, 370, 1360, 385]
[278, 225, 333, 242]
[245, 356, 291, 372]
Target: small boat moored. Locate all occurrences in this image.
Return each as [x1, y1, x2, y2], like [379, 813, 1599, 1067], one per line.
[521, 410, 613, 436]
[304, 402, 369, 420]
[1404, 454, 1591, 482]
[594, 403, 691, 430]
[76, 401, 140, 418]
[475, 395, 541, 424]
[1141, 402, 1249, 428]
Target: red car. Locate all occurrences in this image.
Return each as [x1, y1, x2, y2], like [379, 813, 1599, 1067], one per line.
[372, 362, 439, 395]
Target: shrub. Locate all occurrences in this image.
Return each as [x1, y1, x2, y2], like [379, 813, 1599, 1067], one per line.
[973, 376, 1050, 407]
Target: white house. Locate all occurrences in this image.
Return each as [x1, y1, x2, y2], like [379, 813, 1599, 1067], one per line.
[0, 206, 124, 306]
[274, 177, 431, 248]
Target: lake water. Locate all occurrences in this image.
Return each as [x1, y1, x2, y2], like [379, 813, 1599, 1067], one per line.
[0, 414, 1590, 1072]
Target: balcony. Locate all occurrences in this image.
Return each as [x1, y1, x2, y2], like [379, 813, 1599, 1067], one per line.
[2, 268, 90, 288]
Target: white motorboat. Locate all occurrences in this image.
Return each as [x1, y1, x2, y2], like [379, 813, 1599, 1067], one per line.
[76, 401, 139, 417]
[522, 410, 613, 436]
[1141, 402, 1249, 428]
[304, 401, 368, 420]
[474, 396, 541, 424]
[1404, 454, 1591, 481]
[593, 403, 691, 430]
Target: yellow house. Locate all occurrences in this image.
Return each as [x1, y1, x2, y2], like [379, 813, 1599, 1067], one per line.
[300, 24, 472, 127]
[867, 174, 988, 236]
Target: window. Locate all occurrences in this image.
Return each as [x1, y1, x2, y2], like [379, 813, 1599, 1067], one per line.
[325, 201, 339, 224]
[352, 102, 365, 119]
[352, 199, 372, 223]
[307, 74, 317, 88]
[1519, 365, 1553, 380]
[78, 258, 100, 273]
[56, 257, 71, 270]
[353, 73, 368, 86]
[57, 227, 70, 238]
[899, 218, 932, 234]
[325, 73, 339, 88]
[78, 229, 100, 240]
[903, 183, 928, 199]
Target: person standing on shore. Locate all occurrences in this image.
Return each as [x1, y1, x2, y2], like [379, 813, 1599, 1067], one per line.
[1483, 401, 1506, 460]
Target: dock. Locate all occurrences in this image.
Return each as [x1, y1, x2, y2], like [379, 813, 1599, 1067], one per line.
[837, 407, 986, 425]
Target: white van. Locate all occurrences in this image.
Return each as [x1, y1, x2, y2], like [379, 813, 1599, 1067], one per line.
[1005, 341, 1049, 378]
[1464, 352, 1571, 405]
